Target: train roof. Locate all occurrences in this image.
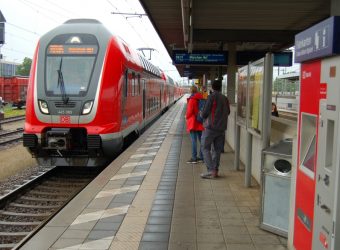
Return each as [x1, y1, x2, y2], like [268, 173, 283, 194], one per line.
[276, 72, 299, 80]
[42, 19, 163, 79]
[64, 19, 102, 24]
[137, 54, 161, 78]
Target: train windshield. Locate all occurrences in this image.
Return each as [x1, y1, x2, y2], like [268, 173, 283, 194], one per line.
[45, 34, 98, 97]
[46, 56, 95, 96]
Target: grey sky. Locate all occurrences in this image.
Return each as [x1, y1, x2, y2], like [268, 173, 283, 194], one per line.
[0, 0, 181, 80]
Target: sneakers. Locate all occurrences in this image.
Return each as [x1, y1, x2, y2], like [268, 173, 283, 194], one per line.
[186, 158, 198, 164]
[197, 158, 204, 163]
[200, 170, 218, 179]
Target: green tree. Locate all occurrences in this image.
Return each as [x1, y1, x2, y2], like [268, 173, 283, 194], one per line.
[273, 77, 284, 93]
[16, 57, 32, 76]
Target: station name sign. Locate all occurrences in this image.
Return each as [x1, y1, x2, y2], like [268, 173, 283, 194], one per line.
[295, 16, 340, 63]
[173, 51, 228, 65]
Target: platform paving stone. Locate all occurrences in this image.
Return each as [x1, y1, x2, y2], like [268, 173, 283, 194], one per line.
[24, 98, 289, 250]
[137, 98, 287, 249]
[138, 109, 184, 249]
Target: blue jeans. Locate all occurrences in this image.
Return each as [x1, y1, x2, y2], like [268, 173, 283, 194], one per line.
[190, 130, 203, 160]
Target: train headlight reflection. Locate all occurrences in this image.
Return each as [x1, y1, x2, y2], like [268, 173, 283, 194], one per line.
[82, 100, 93, 115]
[38, 100, 49, 114]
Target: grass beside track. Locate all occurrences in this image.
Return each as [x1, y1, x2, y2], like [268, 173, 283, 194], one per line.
[3, 105, 26, 118]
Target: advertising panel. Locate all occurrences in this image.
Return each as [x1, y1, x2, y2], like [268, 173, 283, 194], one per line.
[247, 58, 264, 137]
[236, 65, 248, 126]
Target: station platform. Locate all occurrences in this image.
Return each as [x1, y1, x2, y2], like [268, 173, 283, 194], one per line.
[22, 97, 288, 250]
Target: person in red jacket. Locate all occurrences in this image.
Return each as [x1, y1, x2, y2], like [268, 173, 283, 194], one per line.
[186, 85, 204, 164]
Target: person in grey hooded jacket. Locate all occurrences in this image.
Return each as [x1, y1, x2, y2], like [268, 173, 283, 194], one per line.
[199, 79, 230, 178]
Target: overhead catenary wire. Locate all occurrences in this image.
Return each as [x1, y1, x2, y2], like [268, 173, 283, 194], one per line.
[17, 0, 61, 24]
[106, 0, 151, 49]
[6, 22, 40, 36]
[45, 0, 78, 17]
[122, 0, 176, 74]
[21, 0, 71, 19]
[5, 31, 35, 43]
[2, 47, 33, 57]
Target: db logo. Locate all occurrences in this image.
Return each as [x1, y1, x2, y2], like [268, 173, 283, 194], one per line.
[60, 115, 71, 123]
[302, 71, 312, 79]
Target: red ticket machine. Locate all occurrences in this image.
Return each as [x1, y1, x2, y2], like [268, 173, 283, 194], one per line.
[293, 16, 340, 250]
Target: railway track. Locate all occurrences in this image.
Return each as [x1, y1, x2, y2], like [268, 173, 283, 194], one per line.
[0, 116, 25, 125]
[0, 129, 24, 147]
[277, 110, 297, 121]
[0, 166, 100, 250]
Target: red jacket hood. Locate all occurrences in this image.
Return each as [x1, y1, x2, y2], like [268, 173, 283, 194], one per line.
[187, 92, 203, 102]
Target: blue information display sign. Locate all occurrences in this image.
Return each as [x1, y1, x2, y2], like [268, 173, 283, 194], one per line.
[295, 16, 340, 63]
[173, 51, 228, 65]
[237, 52, 292, 66]
[173, 50, 292, 66]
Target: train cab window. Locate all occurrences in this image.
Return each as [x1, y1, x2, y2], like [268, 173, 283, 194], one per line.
[45, 56, 96, 96]
[45, 34, 98, 97]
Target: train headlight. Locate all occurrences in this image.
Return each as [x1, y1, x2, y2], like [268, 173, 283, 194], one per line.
[82, 100, 93, 115]
[38, 100, 49, 114]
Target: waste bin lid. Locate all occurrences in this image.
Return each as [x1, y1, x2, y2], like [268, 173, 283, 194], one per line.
[274, 159, 291, 175]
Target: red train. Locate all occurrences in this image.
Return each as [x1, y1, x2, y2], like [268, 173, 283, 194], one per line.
[0, 76, 28, 108]
[23, 19, 182, 167]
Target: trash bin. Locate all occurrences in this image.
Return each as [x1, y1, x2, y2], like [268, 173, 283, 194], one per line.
[260, 138, 293, 237]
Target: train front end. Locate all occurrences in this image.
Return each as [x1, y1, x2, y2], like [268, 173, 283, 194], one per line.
[23, 19, 123, 167]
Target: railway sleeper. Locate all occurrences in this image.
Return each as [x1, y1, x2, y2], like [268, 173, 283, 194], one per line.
[10, 202, 60, 209]
[27, 190, 75, 197]
[0, 210, 50, 218]
[0, 221, 40, 226]
[36, 184, 85, 192]
[0, 232, 29, 236]
[0, 234, 29, 244]
[42, 180, 90, 187]
[6, 206, 58, 214]
[0, 214, 45, 222]
[19, 195, 69, 202]
[12, 199, 63, 207]
[0, 243, 16, 249]
[47, 177, 92, 183]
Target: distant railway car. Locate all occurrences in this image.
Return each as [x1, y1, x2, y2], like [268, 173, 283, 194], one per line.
[0, 76, 28, 108]
[23, 19, 182, 167]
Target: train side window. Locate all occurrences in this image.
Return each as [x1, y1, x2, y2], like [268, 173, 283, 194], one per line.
[142, 79, 146, 91]
[123, 70, 128, 97]
[138, 75, 141, 95]
[129, 72, 133, 97]
[148, 99, 150, 113]
[131, 72, 136, 97]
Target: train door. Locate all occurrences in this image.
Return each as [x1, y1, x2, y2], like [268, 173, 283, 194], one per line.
[122, 69, 128, 115]
[160, 82, 162, 110]
[142, 78, 146, 119]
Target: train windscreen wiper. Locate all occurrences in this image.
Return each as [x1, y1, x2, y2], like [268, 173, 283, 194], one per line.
[57, 58, 69, 104]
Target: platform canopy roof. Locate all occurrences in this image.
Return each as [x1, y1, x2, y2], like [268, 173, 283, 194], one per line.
[139, 0, 332, 78]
